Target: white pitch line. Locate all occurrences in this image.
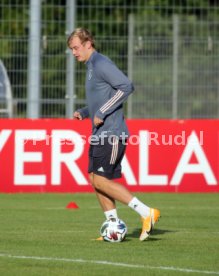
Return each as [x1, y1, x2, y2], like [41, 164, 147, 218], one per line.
[5, 206, 219, 210]
[0, 230, 219, 235]
[0, 230, 86, 234]
[75, 206, 219, 210]
[0, 253, 219, 275]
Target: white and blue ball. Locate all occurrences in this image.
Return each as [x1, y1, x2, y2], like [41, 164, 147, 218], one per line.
[100, 218, 127, 242]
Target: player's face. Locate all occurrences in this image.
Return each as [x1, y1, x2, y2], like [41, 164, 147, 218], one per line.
[69, 36, 91, 62]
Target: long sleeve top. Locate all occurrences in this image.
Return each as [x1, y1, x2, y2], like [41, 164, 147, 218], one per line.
[78, 51, 134, 138]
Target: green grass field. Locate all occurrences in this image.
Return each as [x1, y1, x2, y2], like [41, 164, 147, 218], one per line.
[0, 193, 218, 276]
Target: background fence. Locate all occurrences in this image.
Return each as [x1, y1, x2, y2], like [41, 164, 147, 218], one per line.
[0, 0, 218, 119]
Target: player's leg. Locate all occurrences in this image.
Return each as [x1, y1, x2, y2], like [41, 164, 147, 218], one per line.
[89, 172, 118, 219]
[92, 174, 160, 241]
[88, 139, 121, 219]
[89, 172, 118, 241]
[92, 173, 133, 205]
[89, 137, 160, 241]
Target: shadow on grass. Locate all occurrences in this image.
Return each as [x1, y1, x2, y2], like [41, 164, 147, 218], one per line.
[126, 227, 174, 240]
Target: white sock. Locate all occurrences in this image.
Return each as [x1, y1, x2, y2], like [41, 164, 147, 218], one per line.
[104, 209, 118, 220]
[128, 197, 150, 218]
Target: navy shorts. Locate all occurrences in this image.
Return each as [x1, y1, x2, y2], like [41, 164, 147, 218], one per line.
[88, 137, 126, 179]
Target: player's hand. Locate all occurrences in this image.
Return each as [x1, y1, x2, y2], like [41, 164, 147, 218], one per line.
[73, 111, 82, 120]
[94, 116, 103, 127]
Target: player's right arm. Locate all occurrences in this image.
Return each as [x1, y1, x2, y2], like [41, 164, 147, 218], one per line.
[73, 106, 89, 120]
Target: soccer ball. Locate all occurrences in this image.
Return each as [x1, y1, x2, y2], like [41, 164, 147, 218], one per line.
[100, 218, 127, 242]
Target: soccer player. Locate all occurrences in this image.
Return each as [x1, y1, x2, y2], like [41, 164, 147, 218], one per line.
[67, 28, 160, 241]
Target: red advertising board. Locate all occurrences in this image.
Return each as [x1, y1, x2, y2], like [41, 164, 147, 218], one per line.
[0, 119, 218, 193]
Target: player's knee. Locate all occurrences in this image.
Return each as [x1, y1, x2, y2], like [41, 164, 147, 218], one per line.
[92, 174, 105, 190]
[88, 173, 94, 187]
[89, 173, 102, 190]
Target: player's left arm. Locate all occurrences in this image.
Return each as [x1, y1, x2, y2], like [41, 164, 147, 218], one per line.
[95, 61, 134, 121]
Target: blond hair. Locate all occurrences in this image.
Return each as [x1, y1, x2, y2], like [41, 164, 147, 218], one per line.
[67, 28, 95, 48]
